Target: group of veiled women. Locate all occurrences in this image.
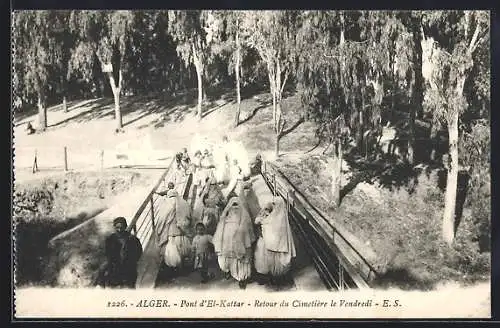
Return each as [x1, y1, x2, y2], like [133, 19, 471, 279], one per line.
[152, 137, 296, 289]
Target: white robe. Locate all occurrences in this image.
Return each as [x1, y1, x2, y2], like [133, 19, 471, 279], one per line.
[254, 199, 296, 276]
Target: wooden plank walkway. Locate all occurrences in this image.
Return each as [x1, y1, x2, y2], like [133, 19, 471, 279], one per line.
[135, 189, 180, 289]
[135, 233, 161, 289]
[135, 173, 196, 288]
[155, 174, 323, 291]
[135, 171, 339, 291]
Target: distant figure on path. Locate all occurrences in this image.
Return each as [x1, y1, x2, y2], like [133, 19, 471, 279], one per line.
[223, 161, 244, 200]
[213, 195, 256, 289]
[250, 154, 263, 176]
[214, 136, 231, 184]
[192, 150, 204, 186]
[25, 122, 35, 135]
[254, 199, 296, 289]
[155, 182, 175, 196]
[191, 222, 215, 283]
[181, 148, 191, 167]
[173, 153, 189, 193]
[101, 217, 143, 288]
[200, 149, 216, 184]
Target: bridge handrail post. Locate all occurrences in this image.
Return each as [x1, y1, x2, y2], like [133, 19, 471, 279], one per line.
[273, 174, 277, 198]
[286, 191, 290, 222]
[150, 196, 155, 230]
[264, 161, 378, 282]
[339, 263, 344, 291]
[269, 162, 377, 276]
[127, 157, 174, 235]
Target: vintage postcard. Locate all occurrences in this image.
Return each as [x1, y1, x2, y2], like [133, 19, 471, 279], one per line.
[12, 9, 491, 319]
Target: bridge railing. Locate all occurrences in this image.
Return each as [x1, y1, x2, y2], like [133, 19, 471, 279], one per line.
[126, 159, 194, 249]
[262, 161, 378, 290]
[126, 158, 174, 247]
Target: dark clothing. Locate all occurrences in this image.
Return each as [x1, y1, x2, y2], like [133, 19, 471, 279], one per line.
[202, 185, 226, 209]
[103, 231, 143, 288]
[199, 267, 211, 283]
[182, 153, 191, 166]
[26, 123, 35, 135]
[202, 185, 226, 235]
[157, 188, 173, 196]
[250, 159, 262, 175]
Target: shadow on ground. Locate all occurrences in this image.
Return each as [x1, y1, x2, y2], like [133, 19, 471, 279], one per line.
[15, 211, 101, 287]
[372, 267, 435, 291]
[47, 92, 199, 130]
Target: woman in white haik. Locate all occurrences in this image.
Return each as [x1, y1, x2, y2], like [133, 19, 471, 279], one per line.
[172, 153, 189, 194]
[253, 198, 296, 289]
[199, 149, 216, 186]
[213, 136, 232, 184]
[212, 192, 256, 289]
[154, 189, 192, 271]
[192, 150, 202, 185]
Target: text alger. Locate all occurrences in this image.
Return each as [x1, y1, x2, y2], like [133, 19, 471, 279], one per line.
[136, 299, 170, 308]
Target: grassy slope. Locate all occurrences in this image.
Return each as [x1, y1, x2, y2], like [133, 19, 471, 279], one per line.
[14, 89, 490, 289]
[15, 169, 160, 219]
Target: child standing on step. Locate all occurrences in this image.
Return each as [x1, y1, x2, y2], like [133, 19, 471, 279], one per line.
[191, 222, 215, 283]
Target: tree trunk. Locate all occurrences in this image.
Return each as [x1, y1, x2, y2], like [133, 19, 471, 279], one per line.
[195, 61, 203, 120]
[442, 111, 459, 245]
[62, 96, 67, 113]
[107, 67, 123, 131]
[37, 94, 47, 131]
[413, 20, 424, 120]
[408, 104, 415, 164]
[331, 140, 342, 208]
[442, 70, 468, 245]
[357, 88, 365, 151]
[275, 133, 280, 159]
[390, 84, 395, 124]
[234, 32, 241, 128]
[357, 111, 364, 152]
[113, 90, 122, 131]
[339, 12, 345, 45]
[409, 17, 424, 164]
[108, 74, 122, 131]
[272, 90, 277, 129]
[430, 120, 438, 161]
[275, 100, 282, 158]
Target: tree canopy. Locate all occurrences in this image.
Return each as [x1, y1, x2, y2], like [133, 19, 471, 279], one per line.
[12, 10, 490, 245]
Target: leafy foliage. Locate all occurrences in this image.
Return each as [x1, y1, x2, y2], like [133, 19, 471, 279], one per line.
[167, 10, 210, 70]
[243, 10, 304, 148]
[13, 11, 64, 108]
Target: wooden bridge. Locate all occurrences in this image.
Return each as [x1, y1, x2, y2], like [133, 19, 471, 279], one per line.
[127, 158, 378, 291]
